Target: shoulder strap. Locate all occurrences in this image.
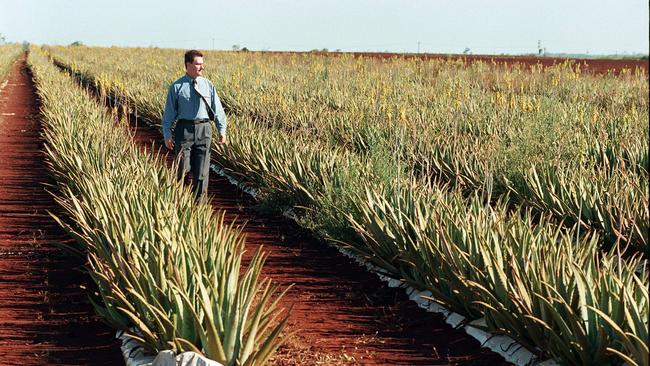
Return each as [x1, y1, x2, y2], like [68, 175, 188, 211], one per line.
[192, 81, 215, 121]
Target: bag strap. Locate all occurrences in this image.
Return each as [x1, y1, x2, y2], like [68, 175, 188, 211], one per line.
[192, 80, 215, 121]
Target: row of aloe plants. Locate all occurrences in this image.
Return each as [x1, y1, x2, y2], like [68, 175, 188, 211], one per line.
[28, 48, 289, 366]
[46, 46, 648, 256]
[45, 46, 648, 364]
[0, 44, 23, 86]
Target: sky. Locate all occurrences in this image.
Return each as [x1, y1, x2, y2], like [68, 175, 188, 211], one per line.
[1, 0, 648, 55]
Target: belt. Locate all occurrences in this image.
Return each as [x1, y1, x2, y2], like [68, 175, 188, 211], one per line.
[177, 118, 211, 125]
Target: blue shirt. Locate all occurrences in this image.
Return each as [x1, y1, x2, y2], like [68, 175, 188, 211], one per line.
[162, 74, 227, 140]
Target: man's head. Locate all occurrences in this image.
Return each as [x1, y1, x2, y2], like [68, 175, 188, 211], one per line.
[184, 50, 204, 78]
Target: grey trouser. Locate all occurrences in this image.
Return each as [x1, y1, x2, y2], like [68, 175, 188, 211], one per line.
[174, 121, 212, 199]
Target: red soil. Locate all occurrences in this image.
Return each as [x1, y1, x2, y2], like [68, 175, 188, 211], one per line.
[0, 55, 123, 365]
[121, 103, 512, 365]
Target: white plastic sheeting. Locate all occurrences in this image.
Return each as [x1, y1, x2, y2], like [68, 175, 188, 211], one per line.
[117, 331, 223, 366]
[152, 350, 223, 366]
[117, 330, 155, 366]
[211, 164, 259, 198]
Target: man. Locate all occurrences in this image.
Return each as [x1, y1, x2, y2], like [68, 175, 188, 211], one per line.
[162, 49, 227, 200]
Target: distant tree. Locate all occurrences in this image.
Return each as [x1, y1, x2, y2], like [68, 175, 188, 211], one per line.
[241, 47, 249, 52]
[321, 48, 328, 52]
[0, 33, 5, 44]
[463, 47, 471, 54]
[70, 41, 84, 46]
[231, 44, 241, 51]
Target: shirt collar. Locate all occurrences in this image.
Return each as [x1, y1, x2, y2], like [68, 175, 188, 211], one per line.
[185, 74, 200, 83]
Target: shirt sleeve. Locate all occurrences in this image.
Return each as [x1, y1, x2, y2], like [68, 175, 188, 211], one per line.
[210, 84, 227, 136]
[161, 85, 177, 140]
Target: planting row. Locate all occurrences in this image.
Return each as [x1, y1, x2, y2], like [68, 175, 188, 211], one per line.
[46, 46, 648, 365]
[28, 48, 288, 366]
[0, 44, 23, 85]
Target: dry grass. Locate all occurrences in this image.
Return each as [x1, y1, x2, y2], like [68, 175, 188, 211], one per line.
[272, 332, 382, 365]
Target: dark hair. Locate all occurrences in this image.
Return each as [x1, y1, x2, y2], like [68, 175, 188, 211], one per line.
[184, 50, 203, 65]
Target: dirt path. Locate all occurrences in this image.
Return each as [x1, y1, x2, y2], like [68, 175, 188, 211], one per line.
[0, 55, 123, 365]
[118, 103, 510, 365]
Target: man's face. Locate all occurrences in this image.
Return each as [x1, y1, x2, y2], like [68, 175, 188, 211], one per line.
[186, 56, 204, 78]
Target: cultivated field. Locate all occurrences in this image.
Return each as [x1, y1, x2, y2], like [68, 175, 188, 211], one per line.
[0, 43, 647, 365]
[40, 45, 648, 365]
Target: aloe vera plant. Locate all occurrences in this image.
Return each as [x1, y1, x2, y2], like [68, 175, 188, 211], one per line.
[517, 162, 649, 256]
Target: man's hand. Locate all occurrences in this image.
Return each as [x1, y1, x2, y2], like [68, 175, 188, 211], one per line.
[218, 134, 227, 144]
[164, 138, 175, 150]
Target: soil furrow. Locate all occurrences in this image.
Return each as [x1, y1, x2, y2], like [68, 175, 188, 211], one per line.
[0, 55, 122, 365]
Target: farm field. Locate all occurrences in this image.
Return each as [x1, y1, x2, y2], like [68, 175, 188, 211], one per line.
[0, 43, 647, 365]
[50, 46, 650, 253]
[1, 46, 513, 365]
